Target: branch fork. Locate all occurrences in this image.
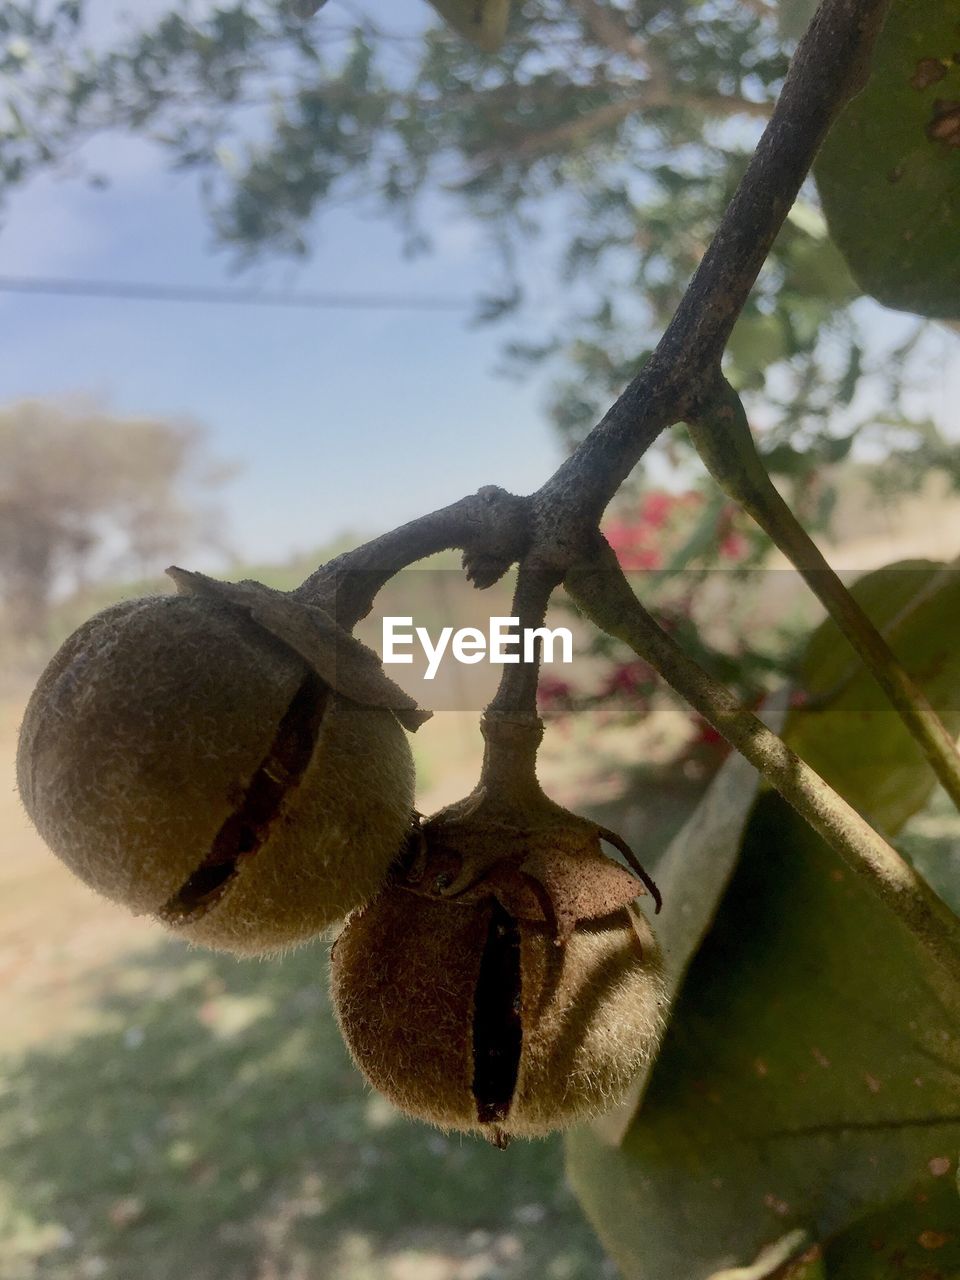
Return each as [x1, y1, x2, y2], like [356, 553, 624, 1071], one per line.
[205, 0, 960, 982]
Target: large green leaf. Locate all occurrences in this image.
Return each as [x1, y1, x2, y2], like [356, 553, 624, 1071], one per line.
[567, 796, 960, 1279]
[815, 0, 960, 318]
[594, 694, 788, 1145]
[825, 1184, 960, 1277]
[568, 558, 960, 1276]
[784, 559, 960, 833]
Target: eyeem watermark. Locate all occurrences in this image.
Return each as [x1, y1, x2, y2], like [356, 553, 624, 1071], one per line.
[383, 616, 574, 681]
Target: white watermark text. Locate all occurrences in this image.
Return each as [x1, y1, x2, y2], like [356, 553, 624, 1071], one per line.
[382, 616, 573, 680]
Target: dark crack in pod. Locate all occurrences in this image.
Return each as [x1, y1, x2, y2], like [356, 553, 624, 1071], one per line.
[16, 579, 424, 957]
[330, 884, 665, 1143]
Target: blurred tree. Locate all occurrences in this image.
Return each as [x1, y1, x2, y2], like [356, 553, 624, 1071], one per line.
[0, 398, 229, 639]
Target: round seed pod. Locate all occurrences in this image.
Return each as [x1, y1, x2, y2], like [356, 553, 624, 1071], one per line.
[17, 592, 416, 956]
[330, 885, 665, 1142]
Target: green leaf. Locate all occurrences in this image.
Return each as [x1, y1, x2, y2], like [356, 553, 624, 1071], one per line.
[567, 795, 960, 1280]
[424, 0, 510, 52]
[665, 491, 729, 572]
[568, 559, 960, 1276]
[593, 692, 787, 1145]
[727, 312, 791, 383]
[785, 559, 960, 833]
[823, 1186, 960, 1276]
[777, 0, 818, 44]
[815, 0, 960, 319]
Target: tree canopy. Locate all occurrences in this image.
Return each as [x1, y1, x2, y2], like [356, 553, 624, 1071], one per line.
[0, 398, 226, 639]
[0, 0, 952, 506]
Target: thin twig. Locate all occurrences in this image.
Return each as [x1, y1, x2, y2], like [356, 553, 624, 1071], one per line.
[485, 562, 564, 719]
[295, 485, 530, 628]
[687, 378, 960, 814]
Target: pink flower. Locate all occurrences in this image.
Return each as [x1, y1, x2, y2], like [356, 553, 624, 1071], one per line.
[537, 676, 574, 717]
[602, 660, 654, 697]
[605, 517, 662, 571]
[719, 531, 748, 561]
[689, 715, 727, 749]
[639, 491, 674, 529]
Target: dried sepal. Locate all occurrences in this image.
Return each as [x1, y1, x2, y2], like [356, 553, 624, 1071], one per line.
[405, 824, 649, 945]
[404, 795, 660, 946]
[168, 566, 430, 730]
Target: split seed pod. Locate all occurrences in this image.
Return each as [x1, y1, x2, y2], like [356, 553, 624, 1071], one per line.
[331, 800, 665, 1144]
[17, 569, 428, 956]
[331, 887, 664, 1144]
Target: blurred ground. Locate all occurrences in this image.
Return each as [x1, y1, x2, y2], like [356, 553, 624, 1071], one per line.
[0, 705, 621, 1280]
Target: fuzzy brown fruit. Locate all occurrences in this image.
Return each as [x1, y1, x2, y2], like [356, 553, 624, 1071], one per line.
[17, 590, 416, 956]
[330, 884, 665, 1143]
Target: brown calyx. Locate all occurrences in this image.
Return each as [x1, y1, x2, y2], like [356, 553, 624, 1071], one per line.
[396, 712, 660, 946]
[401, 818, 652, 946]
[159, 672, 329, 925]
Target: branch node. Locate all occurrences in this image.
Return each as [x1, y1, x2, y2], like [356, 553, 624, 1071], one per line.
[461, 487, 532, 589]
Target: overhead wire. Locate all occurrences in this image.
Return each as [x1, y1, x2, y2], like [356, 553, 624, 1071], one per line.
[0, 274, 475, 311]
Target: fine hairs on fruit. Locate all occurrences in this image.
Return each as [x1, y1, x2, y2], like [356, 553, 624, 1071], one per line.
[328, 709, 667, 1143]
[330, 884, 666, 1143]
[17, 591, 416, 956]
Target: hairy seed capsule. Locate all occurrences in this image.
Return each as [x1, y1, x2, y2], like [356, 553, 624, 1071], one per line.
[330, 885, 665, 1141]
[17, 593, 415, 956]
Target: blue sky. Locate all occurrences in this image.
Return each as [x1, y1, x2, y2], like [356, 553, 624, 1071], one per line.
[0, 0, 957, 574]
[0, 0, 565, 569]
